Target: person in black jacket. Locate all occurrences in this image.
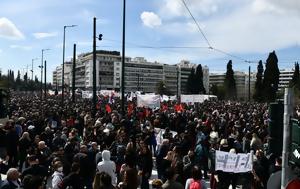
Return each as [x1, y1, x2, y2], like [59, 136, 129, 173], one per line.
[0, 124, 7, 160]
[21, 155, 48, 181]
[5, 121, 19, 167]
[1, 168, 21, 189]
[138, 143, 153, 189]
[59, 162, 83, 189]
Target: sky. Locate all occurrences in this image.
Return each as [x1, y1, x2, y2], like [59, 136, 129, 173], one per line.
[0, 0, 300, 82]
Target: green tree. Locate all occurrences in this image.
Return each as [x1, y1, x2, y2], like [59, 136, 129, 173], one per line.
[195, 64, 206, 94]
[253, 60, 264, 102]
[35, 75, 39, 83]
[263, 51, 280, 102]
[290, 62, 300, 88]
[156, 80, 171, 95]
[186, 67, 195, 94]
[224, 60, 237, 100]
[210, 84, 225, 100]
[16, 70, 21, 83]
[23, 72, 28, 83]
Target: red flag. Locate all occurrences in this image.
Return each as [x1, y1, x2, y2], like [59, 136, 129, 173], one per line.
[127, 103, 134, 116]
[145, 108, 150, 117]
[174, 104, 183, 112]
[105, 104, 112, 113]
[162, 104, 168, 111]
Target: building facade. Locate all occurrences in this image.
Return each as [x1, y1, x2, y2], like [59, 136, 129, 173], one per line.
[52, 50, 209, 96]
[209, 71, 255, 100]
[177, 60, 209, 95]
[278, 69, 294, 91]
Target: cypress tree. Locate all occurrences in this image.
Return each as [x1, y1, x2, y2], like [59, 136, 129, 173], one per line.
[195, 64, 206, 94]
[186, 67, 195, 94]
[224, 60, 237, 100]
[253, 60, 264, 102]
[263, 51, 280, 102]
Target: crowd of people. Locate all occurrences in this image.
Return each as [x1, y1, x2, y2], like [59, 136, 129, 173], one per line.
[0, 92, 298, 189]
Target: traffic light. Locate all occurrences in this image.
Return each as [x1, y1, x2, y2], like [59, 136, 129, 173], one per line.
[268, 102, 284, 156]
[98, 34, 103, 41]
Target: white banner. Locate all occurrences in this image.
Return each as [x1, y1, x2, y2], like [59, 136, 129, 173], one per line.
[137, 94, 160, 109]
[215, 150, 253, 173]
[181, 94, 215, 104]
[82, 91, 92, 99]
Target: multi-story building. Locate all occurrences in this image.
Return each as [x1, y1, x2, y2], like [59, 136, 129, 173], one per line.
[124, 57, 164, 93]
[209, 71, 255, 100]
[52, 50, 209, 96]
[52, 70, 57, 87]
[53, 62, 72, 89]
[177, 60, 209, 95]
[279, 69, 294, 91]
[163, 64, 178, 95]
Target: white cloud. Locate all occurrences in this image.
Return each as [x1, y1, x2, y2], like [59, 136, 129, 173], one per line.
[10, 45, 32, 50]
[252, 0, 300, 15]
[155, 0, 300, 56]
[141, 11, 162, 28]
[159, 0, 222, 19]
[0, 17, 24, 40]
[33, 32, 58, 39]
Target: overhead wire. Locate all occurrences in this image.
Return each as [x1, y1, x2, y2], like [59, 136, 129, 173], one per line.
[180, 0, 263, 65]
[180, 0, 212, 48]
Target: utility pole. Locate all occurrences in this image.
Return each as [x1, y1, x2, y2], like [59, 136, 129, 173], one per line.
[177, 68, 179, 98]
[121, 0, 126, 117]
[44, 60, 47, 99]
[248, 66, 251, 101]
[40, 49, 49, 99]
[31, 58, 38, 81]
[72, 44, 76, 103]
[93, 17, 97, 117]
[281, 88, 293, 188]
[62, 24, 77, 105]
[137, 73, 140, 91]
[40, 52, 43, 99]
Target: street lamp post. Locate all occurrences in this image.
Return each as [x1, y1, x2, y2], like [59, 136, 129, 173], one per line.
[31, 58, 38, 81]
[44, 60, 47, 99]
[40, 49, 50, 99]
[62, 24, 77, 105]
[92, 17, 103, 117]
[121, 0, 126, 117]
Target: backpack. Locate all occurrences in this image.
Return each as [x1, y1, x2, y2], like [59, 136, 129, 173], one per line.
[189, 179, 202, 189]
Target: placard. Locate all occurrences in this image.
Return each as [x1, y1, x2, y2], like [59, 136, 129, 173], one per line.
[215, 150, 253, 173]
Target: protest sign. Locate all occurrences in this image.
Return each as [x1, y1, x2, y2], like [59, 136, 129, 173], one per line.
[215, 150, 253, 173]
[137, 94, 160, 109]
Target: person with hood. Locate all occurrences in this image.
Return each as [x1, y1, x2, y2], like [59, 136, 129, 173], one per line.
[97, 150, 117, 186]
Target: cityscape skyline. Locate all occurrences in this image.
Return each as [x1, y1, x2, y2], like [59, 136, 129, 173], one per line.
[0, 0, 299, 82]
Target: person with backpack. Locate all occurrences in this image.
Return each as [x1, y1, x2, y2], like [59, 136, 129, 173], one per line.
[184, 166, 207, 189]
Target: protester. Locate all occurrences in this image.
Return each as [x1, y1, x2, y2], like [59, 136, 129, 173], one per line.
[97, 150, 117, 186]
[184, 166, 207, 189]
[162, 167, 184, 189]
[1, 91, 289, 189]
[0, 168, 20, 189]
